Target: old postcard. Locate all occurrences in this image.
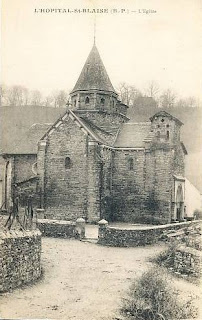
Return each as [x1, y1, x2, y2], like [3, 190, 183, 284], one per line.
[0, 0, 202, 319]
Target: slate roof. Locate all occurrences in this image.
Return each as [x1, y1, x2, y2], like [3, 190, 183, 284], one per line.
[114, 122, 152, 148]
[71, 44, 116, 94]
[150, 111, 183, 125]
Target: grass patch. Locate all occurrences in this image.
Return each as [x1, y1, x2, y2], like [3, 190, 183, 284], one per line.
[121, 268, 198, 320]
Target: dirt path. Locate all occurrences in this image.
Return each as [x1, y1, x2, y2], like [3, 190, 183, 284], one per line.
[0, 238, 199, 320]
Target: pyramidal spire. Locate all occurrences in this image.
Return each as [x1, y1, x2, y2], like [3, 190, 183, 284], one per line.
[71, 44, 116, 94]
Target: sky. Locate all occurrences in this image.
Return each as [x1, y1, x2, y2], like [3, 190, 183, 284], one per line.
[1, 0, 202, 100]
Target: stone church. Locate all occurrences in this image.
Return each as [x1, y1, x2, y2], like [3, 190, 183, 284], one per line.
[37, 44, 187, 224]
[2, 44, 189, 224]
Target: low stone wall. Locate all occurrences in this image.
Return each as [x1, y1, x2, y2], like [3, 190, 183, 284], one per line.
[98, 220, 200, 247]
[174, 246, 201, 277]
[37, 218, 85, 239]
[0, 230, 41, 293]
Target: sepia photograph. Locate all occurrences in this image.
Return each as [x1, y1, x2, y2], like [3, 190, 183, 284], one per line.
[0, 0, 202, 319]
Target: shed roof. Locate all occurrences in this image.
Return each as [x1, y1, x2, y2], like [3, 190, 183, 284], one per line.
[114, 122, 152, 148]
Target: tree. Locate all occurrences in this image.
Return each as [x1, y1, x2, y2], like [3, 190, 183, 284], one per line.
[117, 82, 142, 106]
[55, 90, 68, 107]
[159, 89, 177, 108]
[51, 90, 68, 107]
[0, 84, 8, 105]
[144, 81, 159, 98]
[30, 90, 42, 106]
[0, 85, 31, 106]
[43, 95, 54, 107]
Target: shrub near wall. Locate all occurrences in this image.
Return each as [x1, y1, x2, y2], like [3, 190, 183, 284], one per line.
[0, 230, 41, 292]
[174, 246, 201, 277]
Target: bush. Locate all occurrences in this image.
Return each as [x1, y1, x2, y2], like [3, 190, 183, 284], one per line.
[193, 209, 202, 220]
[121, 268, 198, 320]
[155, 240, 178, 268]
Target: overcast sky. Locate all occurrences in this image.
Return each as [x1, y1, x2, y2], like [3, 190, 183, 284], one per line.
[2, 0, 202, 99]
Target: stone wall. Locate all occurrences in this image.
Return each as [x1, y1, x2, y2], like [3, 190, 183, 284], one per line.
[111, 149, 147, 222]
[98, 220, 200, 247]
[173, 246, 201, 277]
[0, 230, 41, 292]
[149, 147, 173, 223]
[37, 219, 77, 238]
[111, 147, 175, 224]
[39, 116, 89, 221]
[74, 110, 127, 136]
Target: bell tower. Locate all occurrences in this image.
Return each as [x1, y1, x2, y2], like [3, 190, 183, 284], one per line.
[70, 44, 128, 117]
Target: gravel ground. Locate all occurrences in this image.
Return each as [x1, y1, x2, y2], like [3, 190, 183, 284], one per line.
[0, 237, 200, 320]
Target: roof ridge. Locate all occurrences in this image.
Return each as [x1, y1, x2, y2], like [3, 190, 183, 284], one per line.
[126, 122, 150, 125]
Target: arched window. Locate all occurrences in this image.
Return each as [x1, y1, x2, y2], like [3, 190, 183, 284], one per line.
[100, 98, 105, 105]
[85, 97, 90, 104]
[166, 131, 170, 140]
[65, 157, 71, 169]
[74, 100, 77, 107]
[128, 158, 134, 170]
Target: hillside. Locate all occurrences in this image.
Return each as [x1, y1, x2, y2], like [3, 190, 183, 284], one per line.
[0, 105, 66, 153]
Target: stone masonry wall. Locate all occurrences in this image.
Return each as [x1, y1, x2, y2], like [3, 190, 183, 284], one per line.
[100, 147, 113, 221]
[111, 143, 183, 224]
[0, 230, 41, 292]
[37, 219, 77, 238]
[74, 110, 127, 136]
[86, 142, 102, 222]
[151, 148, 173, 223]
[173, 246, 201, 277]
[111, 149, 147, 222]
[173, 144, 185, 176]
[42, 116, 89, 221]
[98, 220, 200, 247]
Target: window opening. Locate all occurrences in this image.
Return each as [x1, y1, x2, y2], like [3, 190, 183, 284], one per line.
[65, 157, 71, 169]
[128, 158, 134, 170]
[85, 97, 90, 104]
[100, 98, 105, 105]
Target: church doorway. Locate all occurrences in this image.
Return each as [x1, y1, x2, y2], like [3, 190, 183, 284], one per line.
[176, 185, 184, 221]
